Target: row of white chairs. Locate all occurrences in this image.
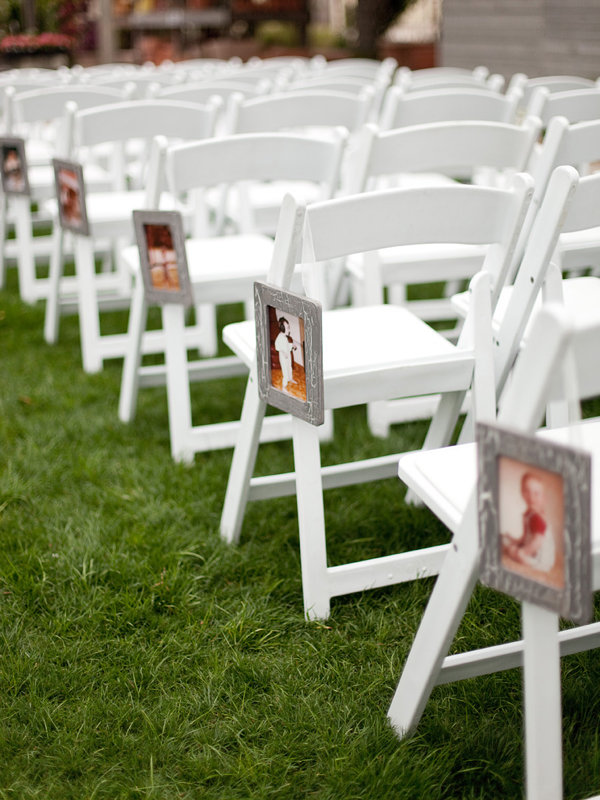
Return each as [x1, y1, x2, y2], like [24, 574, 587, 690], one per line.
[3, 62, 600, 797]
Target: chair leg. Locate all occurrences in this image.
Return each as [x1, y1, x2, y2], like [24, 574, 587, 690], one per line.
[119, 277, 148, 424]
[194, 303, 218, 358]
[44, 227, 65, 345]
[292, 416, 331, 620]
[14, 197, 37, 304]
[162, 303, 195, 464]
[387, 495, 479, 737]
[523, 603, 563, 800]
[220, 368, 267, 545]
[0, 195, 8, 290]
[76, 236, 104, 374]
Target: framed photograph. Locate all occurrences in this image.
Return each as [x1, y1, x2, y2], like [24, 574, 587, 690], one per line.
[477, 421, 592, 624]
[133, 210, 193, 307]
[0, 137, 30, 196]
[254, 281, 324, 426]
[52, 159, 90, 236]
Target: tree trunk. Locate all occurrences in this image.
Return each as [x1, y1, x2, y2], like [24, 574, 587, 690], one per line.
[356, 0, 413, 58]
[22, 0, 36, 32]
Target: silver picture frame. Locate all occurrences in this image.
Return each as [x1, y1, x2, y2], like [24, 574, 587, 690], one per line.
[133, 210, 193, 307]
[0, 136, 30, 196]
[254, 281, 324, 426]
[52, 158, 90, 236]
[477, 421, 592, 624]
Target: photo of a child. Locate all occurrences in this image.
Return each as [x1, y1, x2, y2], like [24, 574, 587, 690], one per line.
[144, 223, 180, 292]
[53, 159, 89, 235]
[499, 457, 565, 589]
[268, 306, 306, 402]
[58, 167, 83, 228]
[0, 139, 29, 195]
[2, 146, 25, 193]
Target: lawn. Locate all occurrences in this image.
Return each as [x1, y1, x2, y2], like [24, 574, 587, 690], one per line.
[1, 268, 599, 799]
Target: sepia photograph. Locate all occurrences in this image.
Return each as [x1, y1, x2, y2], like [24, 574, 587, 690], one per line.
[268, 305, 307, 403]
[0, 137, 30, 196]
[498, 457, 565, 590]
[133, 210, 192, 306]
[477, 421, 592, 623]
[52, 159, 89, 235]
[255, 281, 323, 426]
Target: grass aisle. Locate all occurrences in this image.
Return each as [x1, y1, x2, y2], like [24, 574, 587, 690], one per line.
[1, 271, 599, 799]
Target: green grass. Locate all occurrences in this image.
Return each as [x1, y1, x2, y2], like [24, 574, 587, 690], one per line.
[1, 268, 600, 799]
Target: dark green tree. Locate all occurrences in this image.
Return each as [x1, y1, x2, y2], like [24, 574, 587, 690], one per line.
[356, 0, 418, 57]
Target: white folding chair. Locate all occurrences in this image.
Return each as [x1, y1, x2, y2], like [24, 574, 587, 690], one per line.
[219, 171, 535, 620]
[390, 302, 600, 800]
[42, 98, 221, 373]
[0, 84, 129, 304]
[118, 131, 347, 462]
[388, 167, 600, 799]
[343, 116, 540, 435]
[379, 85, 523, 130]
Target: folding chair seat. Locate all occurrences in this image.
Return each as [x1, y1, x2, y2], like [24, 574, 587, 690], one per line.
[42, 98, 221, 373]
[379, 85, 523, 130]
[219, 171, 535, 620]
[342, 116, 540, 434]
[118, 131, 346, 462]
[0, 84, 129, 304]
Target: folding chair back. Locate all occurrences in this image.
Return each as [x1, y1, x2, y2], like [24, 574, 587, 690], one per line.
[395, 67, 504, 93]
[528, 86, 600, 126]
[156, 79, 269, 103]
[227, 89, 372, 135]
[380, 85, 523, 130]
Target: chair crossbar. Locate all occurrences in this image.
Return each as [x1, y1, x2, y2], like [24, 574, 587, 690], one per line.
[248, 452, 402, 501]
[437, 622, 600, 685]
[327, 545, 449, 598]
